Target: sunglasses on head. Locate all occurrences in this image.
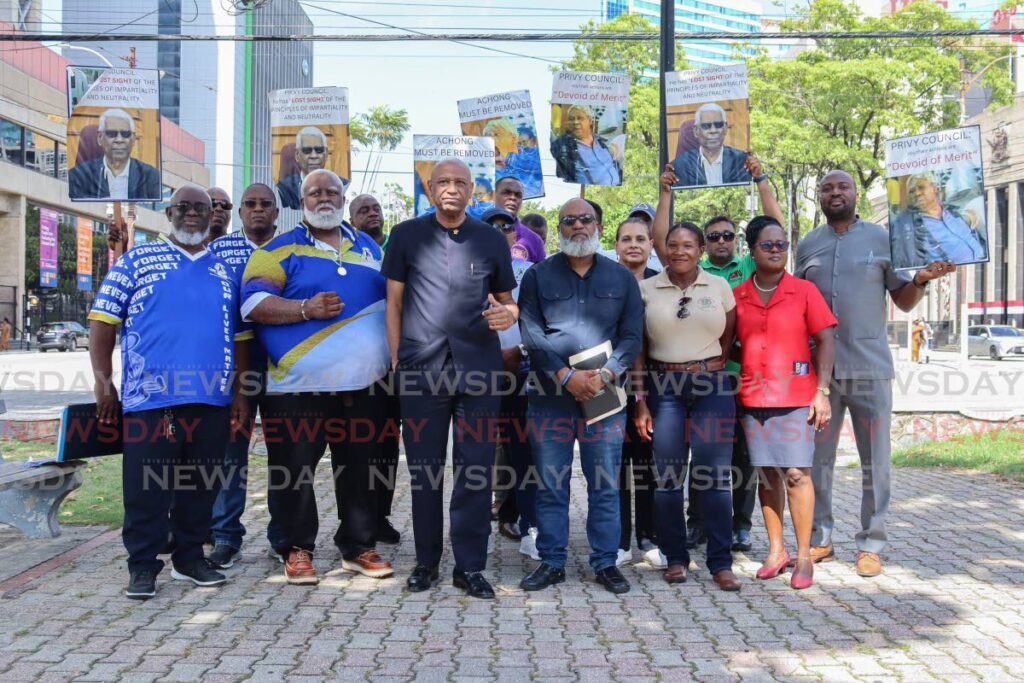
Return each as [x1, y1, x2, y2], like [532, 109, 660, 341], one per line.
[211, 200, 233, 210]
[170, 202, 210, 216]
[103, 130, 132, 139]
[677, 296, 692, 320]
[756, 240, 790, 252]
[698, 121, 726, 131]
[242, 199, 274, 209]
[560, 213, 595, 227]
[301, 146, 326, 155]
[706, 231, 735, 243]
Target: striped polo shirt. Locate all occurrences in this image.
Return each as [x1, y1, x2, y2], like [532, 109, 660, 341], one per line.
[240, 222, 388, 393]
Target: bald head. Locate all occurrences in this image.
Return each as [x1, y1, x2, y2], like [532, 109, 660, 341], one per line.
[207, 186, 232, 237]
[818, 169, 858, 223]
[558, 198, 600, 256]
[166, 183, 212, 243]
[429, 158, 473, 217]
[350, 193, 383, 234]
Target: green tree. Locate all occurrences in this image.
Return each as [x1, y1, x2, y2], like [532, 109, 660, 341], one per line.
[352, 105, 411, 194]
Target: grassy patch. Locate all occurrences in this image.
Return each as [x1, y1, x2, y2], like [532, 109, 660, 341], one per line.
[1, 438, 124, 528]
[892, 429, 1024, 482]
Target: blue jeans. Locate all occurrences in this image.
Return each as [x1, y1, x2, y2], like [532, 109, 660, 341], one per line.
[647, 371, 735, 573]
[527, 400, 625, 572]
[211, 393, 285, 551]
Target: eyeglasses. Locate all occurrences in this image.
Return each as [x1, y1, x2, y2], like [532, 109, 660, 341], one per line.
[492, 221, 515, 232]
[706, 231, 735, 243]
[170, 202, 211, 216]
[698, 121, 726, 131]
[756, 240, 790, 252]
[677, 296, 692, 320]
[301, 146, 326, 155]
[102, 130, 133, 139]
[242, 199, 274, 209]
[559, 213, 595, 227]
[211, 200, 233, 211]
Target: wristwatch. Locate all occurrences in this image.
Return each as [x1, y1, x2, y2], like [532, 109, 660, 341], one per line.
[752, 173, 768, 183]
[517, 343, 529, 358]
[817, 385, 831, 396]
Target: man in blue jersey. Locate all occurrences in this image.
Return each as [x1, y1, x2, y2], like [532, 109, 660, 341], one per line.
[242, 169, 393, 586]
[206, 183, 286, 569]
[89, 184, 253, 600]
[382, 158, 519, 600]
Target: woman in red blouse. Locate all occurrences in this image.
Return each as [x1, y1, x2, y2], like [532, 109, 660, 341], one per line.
[733, 216, 837, 589]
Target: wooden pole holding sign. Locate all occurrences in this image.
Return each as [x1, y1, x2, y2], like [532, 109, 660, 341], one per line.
[111, 47, 137, 261]
[659, 0, 675, 225]
[579, 185, 586, 199]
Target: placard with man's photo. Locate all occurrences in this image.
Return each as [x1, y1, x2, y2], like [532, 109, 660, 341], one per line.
[550, 71, 630, 187]
[458, 89, 544, 200]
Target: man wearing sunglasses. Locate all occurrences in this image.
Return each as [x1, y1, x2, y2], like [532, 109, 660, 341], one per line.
[69, 108, 161, 201]
[277, 126, 333, 210]
[671, 103, 753, 189]
[207, 188, 234, 241]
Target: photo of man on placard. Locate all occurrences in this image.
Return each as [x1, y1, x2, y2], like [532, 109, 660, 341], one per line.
[68, 107, 161, 201]
[671, 103, 751, 188]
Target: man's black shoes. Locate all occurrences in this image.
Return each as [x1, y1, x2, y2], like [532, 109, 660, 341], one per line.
[125, 570, 158, 600]
[686, 527, 707, 549]
[170, 559, 227, 587]
[731, 529, 752, 552]
[519, 563, 566, 591]
[207, 544, 240, 569]
[406, 565, 439, 592]
[453, 569, 495, 600]
[595, 566, 631, 594]
[377, 518, 401, 545]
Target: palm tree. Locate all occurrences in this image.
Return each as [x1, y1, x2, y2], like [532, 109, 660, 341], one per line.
[352, 105, 410, 193]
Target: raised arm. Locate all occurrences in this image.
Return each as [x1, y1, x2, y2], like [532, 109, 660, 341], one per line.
[652, 164, 677, 267]
[746, 154, 783, 226]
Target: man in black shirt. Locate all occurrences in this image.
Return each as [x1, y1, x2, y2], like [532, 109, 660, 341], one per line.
[382, 158, 518, 599]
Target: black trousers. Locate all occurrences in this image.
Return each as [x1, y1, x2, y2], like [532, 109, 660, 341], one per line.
[122, 404, 229, 574]
[378, 387, 400, 519]
[619, 396, 656, 550]
[262, 389, 386, 558]
[400, 364, 499, 573]
[496, 374, 533, 530]
[687, 413, 756, 533]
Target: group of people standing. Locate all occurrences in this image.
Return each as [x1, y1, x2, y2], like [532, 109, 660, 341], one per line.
[87, 152, 956, 601]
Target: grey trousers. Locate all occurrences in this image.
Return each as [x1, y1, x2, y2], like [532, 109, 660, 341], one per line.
[811, 378, 892, 554]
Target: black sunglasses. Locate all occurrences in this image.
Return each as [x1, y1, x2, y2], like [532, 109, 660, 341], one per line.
[103, 130, 133, 139]
[211, 200, 233, 210]
[698, 121, 726, 131]
[492, 221, 515, 232]
[560, 213, 595, 227]
[706, 231, 735, 243]
[677, 296, 692, 320]
[170, 202, 211, 216]
[301, 146, 326, 155]
[242, 199, 274, 209]
[757, 240, 790, 252]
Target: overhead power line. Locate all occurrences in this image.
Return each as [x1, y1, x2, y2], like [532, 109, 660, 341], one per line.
[2, 28, 1022, 43]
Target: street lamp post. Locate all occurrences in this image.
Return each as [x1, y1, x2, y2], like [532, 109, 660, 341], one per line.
[57, 43, 114, 68]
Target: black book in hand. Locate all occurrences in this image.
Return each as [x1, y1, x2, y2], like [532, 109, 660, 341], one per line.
[568, 341, 626, 425]
[57, 403, 124, 462]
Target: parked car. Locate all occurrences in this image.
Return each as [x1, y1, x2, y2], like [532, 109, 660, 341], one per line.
[967, 325, 1024, 360]
[36, 321, 90, 352]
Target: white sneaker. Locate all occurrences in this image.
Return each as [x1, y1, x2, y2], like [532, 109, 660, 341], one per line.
[519, 534, 540, 561]
[616, 548, 632, 567]
[644, 547, 667, 568]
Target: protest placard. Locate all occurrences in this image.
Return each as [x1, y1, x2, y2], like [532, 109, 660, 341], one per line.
[885, 125, 989, 270]
[665, 64, 751, 189]
[413, 135, 496, 219]
[550, 71, 630, 186]
[269, 87, 351, 210]
[66, 67, 162, 202]
[458, 89, 544, 199]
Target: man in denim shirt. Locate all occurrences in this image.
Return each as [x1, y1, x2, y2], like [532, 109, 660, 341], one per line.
[517, 197, 643, 594]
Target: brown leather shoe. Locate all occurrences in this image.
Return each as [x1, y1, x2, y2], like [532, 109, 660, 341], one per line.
[712, 569, 741, 592]
[790, 544, 835, 567]
[856, 551, 882, 577]
[664, 564, 687, 584]
[498, 521, 521, 541]
[285, 548, 318, 585]
[342, 550, 394, 578]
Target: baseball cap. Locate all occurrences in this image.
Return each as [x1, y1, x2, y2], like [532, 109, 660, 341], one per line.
[628, 203, 656, 221]
[481, 207, 516, 225]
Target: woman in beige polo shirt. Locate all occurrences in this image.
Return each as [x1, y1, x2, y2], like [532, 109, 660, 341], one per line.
[634, 216, 740, 591]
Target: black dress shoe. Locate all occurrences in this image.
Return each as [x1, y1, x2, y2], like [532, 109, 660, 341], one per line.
[685, 527, 707, 549]
[498, 521, 521, 541]
[519, 563, 566, 591]
[595, 566, 631, 594]
[377, 518, 401, 545]
[731, 529, 752, 552]
[406, 565, 439, 592]
[453, 568, 495, 600]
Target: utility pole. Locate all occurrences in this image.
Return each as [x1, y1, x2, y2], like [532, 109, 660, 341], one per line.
[111, 46, 137, 260]
[659, 0, 674, 222]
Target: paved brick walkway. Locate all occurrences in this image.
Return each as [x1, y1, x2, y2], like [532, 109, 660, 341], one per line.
[1, 462, 1023, 682]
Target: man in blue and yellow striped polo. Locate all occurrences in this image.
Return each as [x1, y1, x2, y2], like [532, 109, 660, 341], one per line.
[241, 169, 393, 586]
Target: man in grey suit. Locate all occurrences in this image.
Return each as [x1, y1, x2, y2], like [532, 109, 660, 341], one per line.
[671, 103, 751, 188]
[68, 108, 161, 201]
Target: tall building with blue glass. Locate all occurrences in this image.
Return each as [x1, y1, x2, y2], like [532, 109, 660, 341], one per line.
[602, 0, 763, 67]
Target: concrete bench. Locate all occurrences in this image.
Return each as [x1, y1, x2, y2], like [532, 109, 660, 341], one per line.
[0, 460, 87, 538]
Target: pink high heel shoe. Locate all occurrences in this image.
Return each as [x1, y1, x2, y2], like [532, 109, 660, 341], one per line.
[755, 550, 791, 580]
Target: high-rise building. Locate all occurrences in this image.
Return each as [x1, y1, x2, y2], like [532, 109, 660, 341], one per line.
[0, 0, 40, 31]
[602, 0, 763, 67]
[61, 0, 312, 205]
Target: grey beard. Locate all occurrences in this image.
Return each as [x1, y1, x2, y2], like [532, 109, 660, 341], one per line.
[304, 206, 345, 230]
[559, 231, 601, 258]
[172, 227, 210, 246]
